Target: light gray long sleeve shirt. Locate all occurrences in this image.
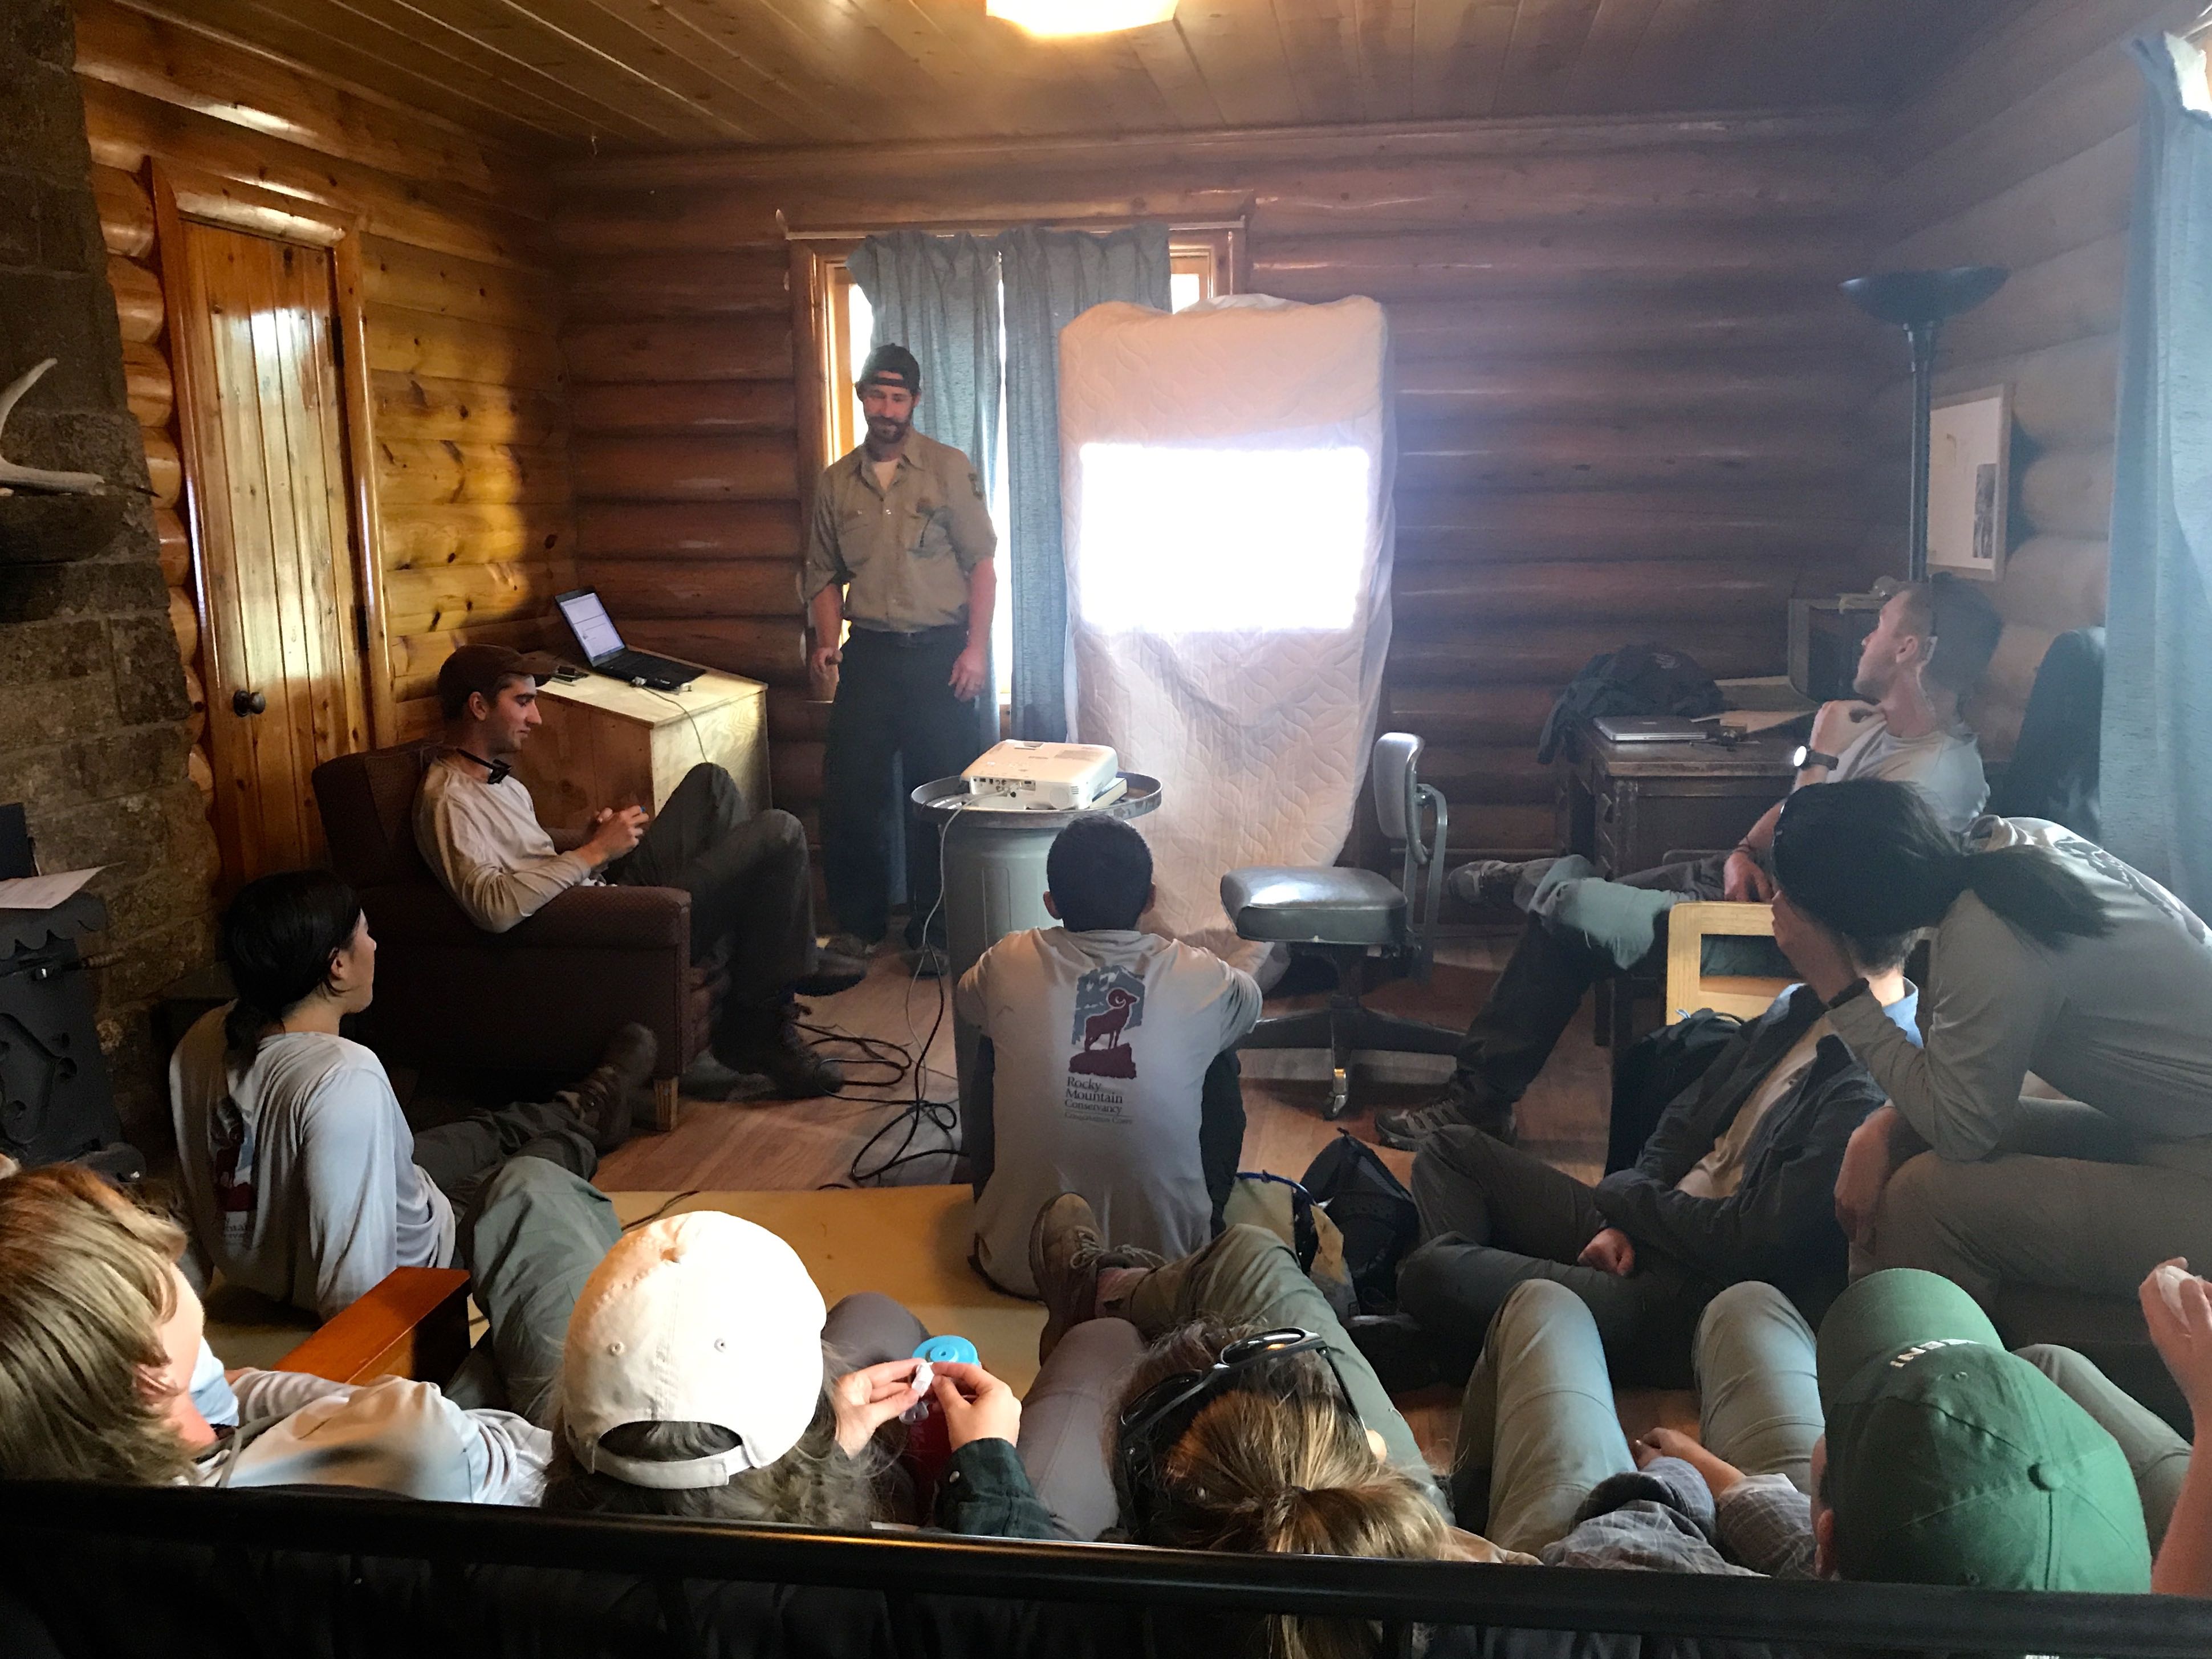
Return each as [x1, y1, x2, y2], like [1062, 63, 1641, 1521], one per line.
[414, 753, 595, 933]
[1828, 818, 2212, 1160]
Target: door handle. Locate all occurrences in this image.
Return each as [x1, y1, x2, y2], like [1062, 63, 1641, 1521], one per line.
[232, 689, 267, 716]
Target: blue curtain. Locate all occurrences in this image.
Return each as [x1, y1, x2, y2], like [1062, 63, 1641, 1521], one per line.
[847, 231, 1004, 759]
[2104, 35, 2212, 910]
[999, 226, 1172, 742]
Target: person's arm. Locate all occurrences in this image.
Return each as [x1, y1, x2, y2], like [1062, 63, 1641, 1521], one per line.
[950, 559, 994, 701]
[295, 1064, 410, 1320]
[946, 462, 997, 702]
[418, 788, 596, 934]
[437, 1397, 552, 1506]
[226, 1368, 352, 1422]
[2143, 1263, 2212, 1596]
[802, 480, 848, 679]
[808, 584, 844, 678]
[1595, 1058, 1885, 1282]
[928, 1362, 1058, 1539]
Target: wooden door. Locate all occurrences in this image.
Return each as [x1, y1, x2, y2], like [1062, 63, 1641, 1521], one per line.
[172, 222, 369, 883]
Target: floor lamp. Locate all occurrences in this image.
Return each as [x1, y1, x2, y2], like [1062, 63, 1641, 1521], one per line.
[1842, 266, 2008, 582]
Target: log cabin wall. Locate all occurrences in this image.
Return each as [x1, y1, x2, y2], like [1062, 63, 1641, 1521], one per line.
[555, 116, 1887, 858]
[72, 0, 579, 761]
[1860, 0, 2198, 755]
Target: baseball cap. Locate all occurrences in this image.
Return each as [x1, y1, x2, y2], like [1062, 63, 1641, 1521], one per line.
[859, 343, 922, 395]
[558, 1213, 828, 1490]
[435, 643, 562, 720]
[1816, 1270, 2151, 1591]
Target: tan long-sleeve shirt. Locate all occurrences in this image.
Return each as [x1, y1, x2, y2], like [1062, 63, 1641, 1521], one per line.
[802, 430, 995, 633]
[413, 754, 595, 933]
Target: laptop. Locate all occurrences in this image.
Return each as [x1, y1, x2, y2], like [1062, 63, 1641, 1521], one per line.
[1591, 714, 1709, 743]
[554, 588, 704, 691]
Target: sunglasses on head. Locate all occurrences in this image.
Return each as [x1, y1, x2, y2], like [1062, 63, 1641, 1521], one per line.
[1115, 1328, 1359, 1534]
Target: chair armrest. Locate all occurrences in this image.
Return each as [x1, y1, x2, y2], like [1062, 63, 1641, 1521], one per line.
[365, 883, 692, 951]
[274, 1268, 471, 1386]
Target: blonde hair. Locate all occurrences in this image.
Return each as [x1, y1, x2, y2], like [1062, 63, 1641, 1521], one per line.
[1117, 1323, 1450, 1659]
[0, 1163, 197, 1486]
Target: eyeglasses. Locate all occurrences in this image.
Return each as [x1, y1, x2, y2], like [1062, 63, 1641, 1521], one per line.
[1115, 1327, 1359, 1534]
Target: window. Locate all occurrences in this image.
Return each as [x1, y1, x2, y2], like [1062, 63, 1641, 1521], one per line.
[814, 228, 1238, 703]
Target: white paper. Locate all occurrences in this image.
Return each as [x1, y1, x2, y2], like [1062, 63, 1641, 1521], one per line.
[0, 867, 102, 910]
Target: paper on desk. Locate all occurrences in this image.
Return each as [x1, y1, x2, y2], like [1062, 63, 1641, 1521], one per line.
[0, 867, 102, 910]
[1711, 709, 1807, 735]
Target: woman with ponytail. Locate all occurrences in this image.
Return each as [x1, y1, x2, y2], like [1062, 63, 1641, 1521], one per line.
[1769, 779, 2212, 1306]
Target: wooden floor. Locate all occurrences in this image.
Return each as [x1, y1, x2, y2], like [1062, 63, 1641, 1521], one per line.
[596, 936, 1613, 1193]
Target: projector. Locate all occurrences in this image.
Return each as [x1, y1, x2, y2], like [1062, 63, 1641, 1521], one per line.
[960, 741, 1125, 811]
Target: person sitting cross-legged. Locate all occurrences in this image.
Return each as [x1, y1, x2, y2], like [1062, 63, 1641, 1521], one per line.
[957, 815, 1260, 1296]
[170, 869, 650, 1323]
[413, 642, 858, 1097]
[1357, 920, 1918, 1395]
[1454, 1269, 2158, 1596]
[1377, 573, 1998, 1151]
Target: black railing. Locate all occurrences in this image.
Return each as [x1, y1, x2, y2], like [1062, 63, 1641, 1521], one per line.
[7, 1480, 2211, 1657]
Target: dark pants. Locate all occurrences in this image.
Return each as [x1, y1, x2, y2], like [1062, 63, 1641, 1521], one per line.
[1450, 853, 1726, 1113]
[1397, 1125, 1712, 1389]
[822, 625, 981, 946]
[607, 762, 817, 1050]
[412, 1093, 598, 1232]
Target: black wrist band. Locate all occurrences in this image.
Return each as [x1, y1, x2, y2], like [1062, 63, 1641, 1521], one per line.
[1827, 977, 1873, 1013]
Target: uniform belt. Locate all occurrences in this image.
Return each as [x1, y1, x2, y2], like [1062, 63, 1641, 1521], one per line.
[851, 624, 966, 648]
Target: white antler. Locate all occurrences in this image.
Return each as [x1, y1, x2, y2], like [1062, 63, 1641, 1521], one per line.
[0, 359, 107, 495]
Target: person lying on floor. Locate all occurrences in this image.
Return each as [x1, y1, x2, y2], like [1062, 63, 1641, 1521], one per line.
[414, 642, 858, 1097]
[1767, 779, 2212, 1310]
[0, 1156, 617, 1502]
[1377, 574, 1998, 1152]
[169, 869, 650, 1321]
[957, 814, 1260, 1296]
[539, 1209, 1044, 1536]
[1354, 922, 1917, 1394]
[1455, 1268, 2158, 1595]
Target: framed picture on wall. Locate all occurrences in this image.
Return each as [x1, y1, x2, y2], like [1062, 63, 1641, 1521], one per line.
[1928, 385, 2011, 580]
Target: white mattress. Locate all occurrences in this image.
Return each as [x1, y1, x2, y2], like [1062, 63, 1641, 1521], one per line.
[1058, 295, 1394, 969]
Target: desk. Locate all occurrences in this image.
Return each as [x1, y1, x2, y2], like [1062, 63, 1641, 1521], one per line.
[1555, 729, 1800, 879]
[511, 666, 770, 839]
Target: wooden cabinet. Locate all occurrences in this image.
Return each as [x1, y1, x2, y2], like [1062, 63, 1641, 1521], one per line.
[511, 666, 770, 839]
[1556, 729, 1798, 879]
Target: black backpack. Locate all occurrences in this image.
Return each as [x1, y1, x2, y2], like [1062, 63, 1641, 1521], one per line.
[1535, 644, 1726, 763]
[1300, 1132, 1421, 1314]
[1603, 1008, 1745, 1174]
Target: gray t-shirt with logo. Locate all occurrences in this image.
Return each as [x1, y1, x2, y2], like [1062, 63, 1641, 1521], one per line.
[957, 927, 1260, 1294]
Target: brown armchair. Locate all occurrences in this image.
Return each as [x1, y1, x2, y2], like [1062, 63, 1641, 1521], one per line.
[311, 745, 714, 1131]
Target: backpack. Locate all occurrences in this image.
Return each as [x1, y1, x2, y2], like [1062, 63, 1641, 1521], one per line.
[1604, 1007, 1745, 1174]
[1535, 644, 1726, 763]
[1299, 1132, 1421, 1315]
[1225, 1172, 1357, 1322]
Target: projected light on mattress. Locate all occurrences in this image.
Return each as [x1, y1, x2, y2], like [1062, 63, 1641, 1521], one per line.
[1075, 442, 1372, 633]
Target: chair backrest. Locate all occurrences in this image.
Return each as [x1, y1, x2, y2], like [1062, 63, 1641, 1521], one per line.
[1372, 733, 1448, 978]
[312, 745, 441, 889]
[1664, 900, 1791, 1023]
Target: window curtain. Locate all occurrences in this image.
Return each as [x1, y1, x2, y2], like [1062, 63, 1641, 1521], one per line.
[2103, 35, 2212, 910]
[999, 225, 1172, 742]
[847, 231, 1004, 760]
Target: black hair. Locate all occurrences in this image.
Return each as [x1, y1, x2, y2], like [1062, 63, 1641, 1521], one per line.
[1772, 780, 2111, 949]
[1896, 573, 2003, 696]
[219, 869, 364, 1055]
[1047, 815, 1153, 933]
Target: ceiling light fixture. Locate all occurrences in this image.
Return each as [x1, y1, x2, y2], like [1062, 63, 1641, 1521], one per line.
[986, 0, 1177, 38]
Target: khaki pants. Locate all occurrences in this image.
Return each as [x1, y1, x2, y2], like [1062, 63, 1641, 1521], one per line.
[1868, 1140, 2212, 1306]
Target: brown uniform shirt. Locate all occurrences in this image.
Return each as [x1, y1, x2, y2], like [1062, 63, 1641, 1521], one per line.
[802, 429, 996, 633]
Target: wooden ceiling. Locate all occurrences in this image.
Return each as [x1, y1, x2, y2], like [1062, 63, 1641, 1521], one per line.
[120, 0, 2028, 153]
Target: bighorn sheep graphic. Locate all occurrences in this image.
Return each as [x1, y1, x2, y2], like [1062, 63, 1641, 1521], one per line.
[1081, 987, 1137, 1051]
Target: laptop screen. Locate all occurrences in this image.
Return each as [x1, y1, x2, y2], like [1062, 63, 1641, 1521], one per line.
[556, 589, 625, 663]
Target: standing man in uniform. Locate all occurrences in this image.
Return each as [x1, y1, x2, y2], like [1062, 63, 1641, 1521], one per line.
[806, 344, 997, 973]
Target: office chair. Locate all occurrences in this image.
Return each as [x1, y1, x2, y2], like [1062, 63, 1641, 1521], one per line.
[1220, 733, 1463, 1120]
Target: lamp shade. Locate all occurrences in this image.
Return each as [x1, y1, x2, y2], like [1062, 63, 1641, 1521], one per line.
[1841, 266, 2008, 327]
[987, 0, 1177, 34]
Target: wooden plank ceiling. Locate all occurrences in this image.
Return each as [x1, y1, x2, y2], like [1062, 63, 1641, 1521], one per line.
[121, 0, 2027, 153]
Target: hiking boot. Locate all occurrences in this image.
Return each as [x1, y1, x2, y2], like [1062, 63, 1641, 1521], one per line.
[572, 1022, 656, 1153]
[1347, 1313, 1442, 1393]
[1028, 1193, 1164, 1363]
[1373, 1088, 1516, 1152]
[902, 942, 949, 979]
[1446, 857, 1556, 909]
[792, 949, 868, 997]
[823, 931, 879, 962]
[718, 1001, 844, 1099]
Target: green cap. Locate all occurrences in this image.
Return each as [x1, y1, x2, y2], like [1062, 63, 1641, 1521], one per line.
[1816, 1270, 2151, 1592]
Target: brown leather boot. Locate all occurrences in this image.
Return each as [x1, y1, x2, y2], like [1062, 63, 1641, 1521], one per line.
[571, 1022, 655, 1152]
[717, 999, 844, 1099]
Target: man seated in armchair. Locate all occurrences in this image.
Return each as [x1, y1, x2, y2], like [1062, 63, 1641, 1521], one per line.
[414, 644, 860, 1097]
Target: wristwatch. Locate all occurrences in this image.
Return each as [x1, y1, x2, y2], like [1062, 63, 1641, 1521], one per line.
[1792, 745, 1840, 772]
[1827, 977, 1873, 1013]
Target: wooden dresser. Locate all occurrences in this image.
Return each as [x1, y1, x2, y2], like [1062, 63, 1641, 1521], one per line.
[512, 666, 771, 838]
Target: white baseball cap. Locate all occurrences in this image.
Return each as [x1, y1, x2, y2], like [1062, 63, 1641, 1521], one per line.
[558, 1212, 828, 1490]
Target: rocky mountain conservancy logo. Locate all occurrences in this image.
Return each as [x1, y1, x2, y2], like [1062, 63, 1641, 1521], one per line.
[1068, 965, 1145, 1080]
